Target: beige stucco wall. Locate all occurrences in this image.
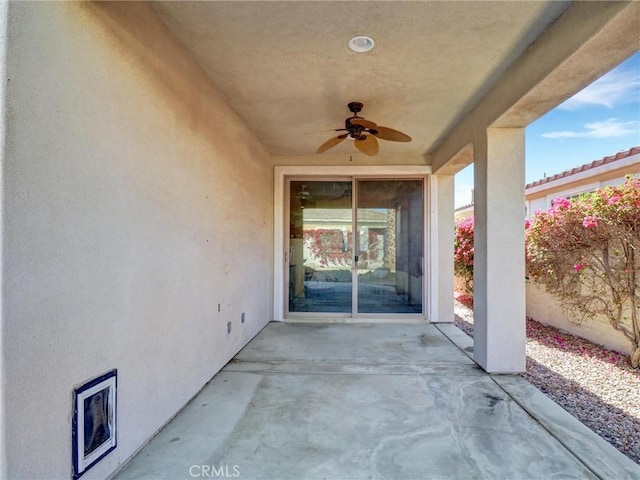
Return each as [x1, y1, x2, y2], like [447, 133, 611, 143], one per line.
[2, 3, 272, 478]
[453, 276, 632, 355]
[526, 282, 631, 355]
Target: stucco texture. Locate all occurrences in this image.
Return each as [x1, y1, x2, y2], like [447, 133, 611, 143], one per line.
[2, 2, 272, 478]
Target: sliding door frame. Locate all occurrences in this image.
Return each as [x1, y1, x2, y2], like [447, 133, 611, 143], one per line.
[274, 165, 433, 322]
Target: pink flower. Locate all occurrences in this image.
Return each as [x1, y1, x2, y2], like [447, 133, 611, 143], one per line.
[608, 194, 622, 205]
[552, 197, 571, 209]
[573, 263, 588, 272]
[582, 216, 598, 228]
[524, 220, 531, 230]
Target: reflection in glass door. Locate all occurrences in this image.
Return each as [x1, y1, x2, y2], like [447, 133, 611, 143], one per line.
[287, 178, 424, 315]
[289, 181, 353, 313]
[356, 180, 423, 314]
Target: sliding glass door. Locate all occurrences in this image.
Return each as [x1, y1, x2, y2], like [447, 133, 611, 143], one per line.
[288, 178, 423, 316]
[289, 181, 353, 313]
[356, 179, 423, 313]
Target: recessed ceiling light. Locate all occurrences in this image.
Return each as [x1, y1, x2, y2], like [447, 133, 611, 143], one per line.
[348, 36, 375, 53]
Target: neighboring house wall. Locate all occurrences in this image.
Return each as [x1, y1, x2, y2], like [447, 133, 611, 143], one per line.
[456, 148, 640, 220]
[525, 148, 640, 218]
[527, 197, 547, 217]
[454, 203, 473, 221]
[2, 3, 272, 479]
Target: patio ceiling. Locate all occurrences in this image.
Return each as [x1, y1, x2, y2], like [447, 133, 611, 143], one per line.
[151, 1, 571, 158]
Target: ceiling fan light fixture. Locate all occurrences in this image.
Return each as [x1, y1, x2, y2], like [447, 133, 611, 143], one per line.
[348, 36, 375, 53]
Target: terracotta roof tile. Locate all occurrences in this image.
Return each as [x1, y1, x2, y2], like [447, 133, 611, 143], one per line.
[525, 146, 640, 189]
[454, 147, 640, 210]
[455, 203, 474, 212]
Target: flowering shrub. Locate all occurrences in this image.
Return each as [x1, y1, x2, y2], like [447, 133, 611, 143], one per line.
[526, 176, 640, 367]
[452, 177, 640, 367]
[304, 229, 351, 266]
[454, 216, 474, 293]
[304, 229, 380, 267]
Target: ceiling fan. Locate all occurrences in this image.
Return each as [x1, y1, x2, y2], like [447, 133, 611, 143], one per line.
[317, 102, 412, 156]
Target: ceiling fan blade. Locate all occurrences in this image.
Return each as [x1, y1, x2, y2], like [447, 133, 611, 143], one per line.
[372, 126, 412, 142]
[317, 134, 348, 153]
[350, 117, 377, 129]
[354, 135, 379, 156]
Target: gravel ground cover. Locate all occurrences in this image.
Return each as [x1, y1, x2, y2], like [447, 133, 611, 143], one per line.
[453, 293, 640, 464]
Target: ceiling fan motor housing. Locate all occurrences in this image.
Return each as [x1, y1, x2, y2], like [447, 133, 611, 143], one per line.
[345, 119, 364, 133]
[345, 103, 366, 134]
[347, 102, 364, 114]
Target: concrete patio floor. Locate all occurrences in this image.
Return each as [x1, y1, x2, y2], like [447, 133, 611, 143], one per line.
[116, 322, 640, 480]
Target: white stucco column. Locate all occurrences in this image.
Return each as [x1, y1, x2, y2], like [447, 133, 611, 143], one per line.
[430, 174, 455, 323]
[473, 128, 526, 373]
